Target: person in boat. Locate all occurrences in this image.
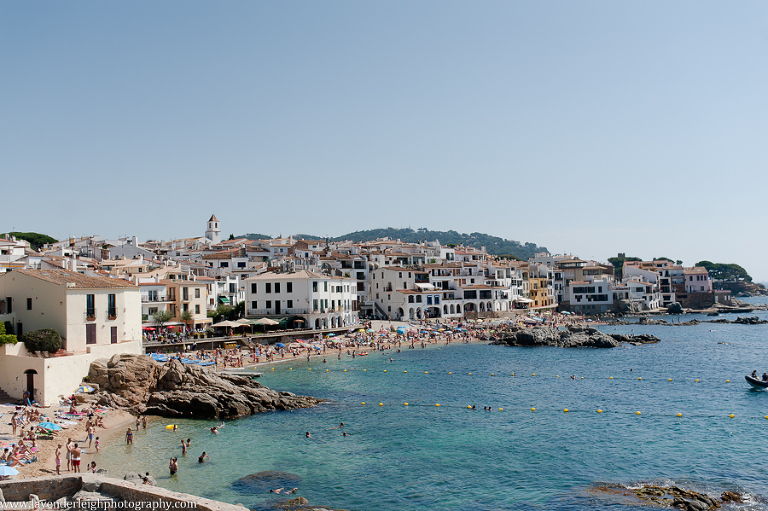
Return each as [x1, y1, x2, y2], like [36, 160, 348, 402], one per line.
[763, 372, 768, 382]
[752, 370, 758, 379]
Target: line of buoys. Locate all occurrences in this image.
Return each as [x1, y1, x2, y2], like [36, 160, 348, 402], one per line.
[266, 367, 737, 384]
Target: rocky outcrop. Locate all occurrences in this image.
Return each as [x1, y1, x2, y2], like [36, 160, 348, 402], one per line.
[632, 485, 738, 511]
[89, 354, 320, 419]
[490, 326, 660, 348]
[707, 316, 768, 325]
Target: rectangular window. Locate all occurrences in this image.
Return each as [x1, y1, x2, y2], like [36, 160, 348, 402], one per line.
[251, 283, 257, 293]
[313, 299, 318, 311]
[266, 300, 272, 309]
[220, 262, 229, 268]
[324, 282, 328, 292]
[108, 293, 117, 318]
[5, 297, 12, 314]
[287, 282, 292, 293]
[183, 287, 189, 300]
[251, 301, 257, 309]
[229, 283, 236, 293]
[237, 262, 246, 268]
[183, 303, 189, 312]
[111, 326, 118, 344]
[266, 283, 272, 293]
[275, 282, 281, 293]
[195, 288, 201, 298]
[86, 294, 95, 319]
[287, 300, 293, 308]
[313, 282, 318, 292]
[26, 298, 32, 310]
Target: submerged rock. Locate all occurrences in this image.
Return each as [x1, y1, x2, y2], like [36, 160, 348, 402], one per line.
[90, 355, 320, 419]
[490, 326, 660, 348]
[233, 471, 303, 494]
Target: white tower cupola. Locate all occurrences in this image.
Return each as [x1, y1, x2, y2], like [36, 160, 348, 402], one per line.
[205, 214, 221, 244]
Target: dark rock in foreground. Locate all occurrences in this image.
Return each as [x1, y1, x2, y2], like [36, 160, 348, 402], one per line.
[590, 483, 743, 511]
[490, 326, 660, 348]
[89, 355, 320, 419]
[233, 471, 303, 494]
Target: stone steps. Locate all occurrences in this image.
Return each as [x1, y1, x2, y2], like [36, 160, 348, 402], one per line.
[0, 386, 16, 404]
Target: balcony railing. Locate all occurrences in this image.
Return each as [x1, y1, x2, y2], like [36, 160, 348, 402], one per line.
[142, 297, 170, 303]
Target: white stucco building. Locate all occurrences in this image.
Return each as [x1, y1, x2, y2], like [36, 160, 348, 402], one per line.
[0, 268, 142, 405]
[245, 270, 358, 330]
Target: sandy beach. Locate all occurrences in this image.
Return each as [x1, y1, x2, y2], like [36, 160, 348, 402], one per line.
[0, 402, 134, 478]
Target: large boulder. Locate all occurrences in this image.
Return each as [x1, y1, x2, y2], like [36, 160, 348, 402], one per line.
[90, 356, 320, 419]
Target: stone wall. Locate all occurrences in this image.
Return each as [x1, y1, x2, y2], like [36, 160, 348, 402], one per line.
[0, 474, 245, 511]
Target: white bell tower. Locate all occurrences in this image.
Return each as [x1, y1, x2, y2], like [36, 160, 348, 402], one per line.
[205, 214, 221, 244]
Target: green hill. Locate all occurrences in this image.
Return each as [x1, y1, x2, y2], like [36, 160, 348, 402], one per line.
[240, 228, 546, 260]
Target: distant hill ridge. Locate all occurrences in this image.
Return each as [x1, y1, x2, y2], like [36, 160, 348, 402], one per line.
[240, 228, 547, 261]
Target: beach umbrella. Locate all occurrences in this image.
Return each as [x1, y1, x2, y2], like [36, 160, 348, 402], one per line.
[76, 385, 94, 394]
[0, 466, 19, 476]
[274, 343, 286, 348]
[39, 422, 62, 430]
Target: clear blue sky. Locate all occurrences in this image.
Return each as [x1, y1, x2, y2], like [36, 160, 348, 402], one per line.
[2, 2, 766, 280]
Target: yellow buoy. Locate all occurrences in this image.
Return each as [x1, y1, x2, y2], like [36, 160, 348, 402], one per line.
[725, 380, 730, 383]
[677, 413, 682, 417]
[532, 373, 536, 376]
[729, 414, 735, 418]
[448, 372, 452, 375]
[511, 373, 515, 376]
[563, 408, 569, 413]
[271, 367, 275, 371]
[765, 416, 768, 420]
[531, 408, 536, 412]
[636, 411, 641, 415]
[491, 373, 495, 376]
[404, 402, 409, 406]
[326, 369, 329, 372]
[695, 379, 699, 382]
[467, 405, 472, 409]
[468, 372, 472, 375]
[424, 371, 428, 374]
[609, 377, 613, 379]
[668, 378, 672, 381]
[289, 368, 292, 370]
[343, 369, 347, 372]
[597, 409, 603, 413]
[637, 377, 642, 380]
[308, 368, 311, 371]
[363, 369, 366, 372]
[435, 403, 440, 407]
[498, 408, 503, 411]
[361, 402, 366, 405]
[379, 403, 383, 406]
[165, 425, 177, 430]
[580, 377, 584, 380]
[383, 370, 387, 372]
[556, 375, 560, 378]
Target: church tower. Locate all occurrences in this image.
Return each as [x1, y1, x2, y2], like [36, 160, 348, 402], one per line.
[205, 214, 221, 244]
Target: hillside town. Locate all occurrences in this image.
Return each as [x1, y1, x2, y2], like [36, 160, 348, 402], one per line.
[0, 215, 732, 406]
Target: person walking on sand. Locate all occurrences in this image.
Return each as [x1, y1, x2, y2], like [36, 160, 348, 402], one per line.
[87, 424, 95, 448]
[65, 438, 73, 472]
[55, 444, 62, 475]
[126, 427, 133, 445]
[71, 443, 82, 473]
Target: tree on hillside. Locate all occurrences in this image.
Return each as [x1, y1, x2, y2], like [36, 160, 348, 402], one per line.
[696, 261, 752, 282]
[1, 231, 57, 250]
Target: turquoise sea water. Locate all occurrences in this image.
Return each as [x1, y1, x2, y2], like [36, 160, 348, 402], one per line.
[99, 298, 768, 510]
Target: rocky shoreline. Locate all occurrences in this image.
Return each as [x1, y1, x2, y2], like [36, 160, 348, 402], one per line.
[490, 325, 660, 348]
[589, 483, 745, 511]
[88, 354, 320, 419]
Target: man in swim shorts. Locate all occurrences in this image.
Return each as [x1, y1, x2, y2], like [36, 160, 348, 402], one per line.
[71, 443, 82, 473]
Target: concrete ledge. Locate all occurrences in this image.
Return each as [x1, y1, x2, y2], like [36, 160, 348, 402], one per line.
[0, 474, 245, 511]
